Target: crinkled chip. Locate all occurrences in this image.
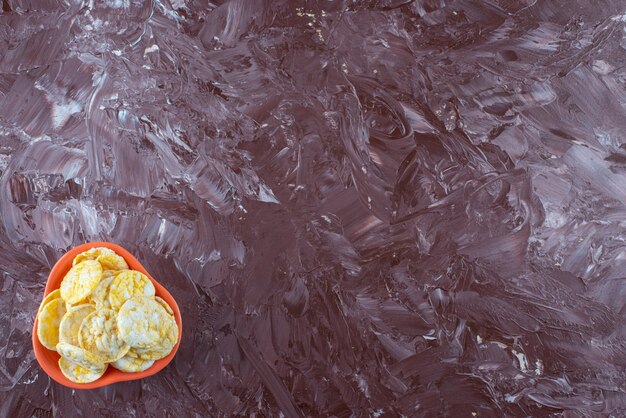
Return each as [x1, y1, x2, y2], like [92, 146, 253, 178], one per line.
[37, 298, 67, 350]
[111, 355, 155, 373]
[108, 271, 155, 311]
[90, 276, 115, 310]
[96, 252, 129, 271]
[73, 247, 116, 266]
[128, 314, 178, 360]
[79, 309, 129, 362]
[117, 296, 169, 349]
[60, 260, 103, 305]
[38, 289, 62, 314]
[102, 269, 125, 278]
[56, 342, 105, 371]
[59, 304, 95, 346]
[154, 296, 174, 315]
[59, 356, 106, 384]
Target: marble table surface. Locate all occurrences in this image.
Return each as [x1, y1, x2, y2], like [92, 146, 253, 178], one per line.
[1, 0, 625, 416]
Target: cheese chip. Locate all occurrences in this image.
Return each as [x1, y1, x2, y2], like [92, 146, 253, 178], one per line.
[108, 271, 155, 311]
[102, 269, 125, 278]
[37, 298, 67, 350]
[154, 296, 174, 315]
[79, 309, 129, 362]
[90, 276, 115, 310]
[60, 260, 103, 305]
[59, 357, 106, 384]
[56, 342, 105, 371]
[117, 296, 168, 349]
[96, 252, 129, 271]
[59, 304, 95, 346]
[38, 289, 62, 314]
[111, 355, 155, 373]
[127, 313, 178, 360]
[73, 247, 116, 266]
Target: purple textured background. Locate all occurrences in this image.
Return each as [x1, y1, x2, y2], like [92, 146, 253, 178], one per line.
[1, 0, 626, 416]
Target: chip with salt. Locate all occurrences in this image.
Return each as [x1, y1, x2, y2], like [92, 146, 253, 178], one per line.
[108, 270, 155, 311]
[59, 356, 106, 384]
[59, 304, 95, 346]
[37, 298, 67, 351]
[60, 260, 103, 305]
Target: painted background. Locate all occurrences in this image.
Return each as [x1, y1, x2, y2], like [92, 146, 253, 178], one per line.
[1, 0, 625, 416]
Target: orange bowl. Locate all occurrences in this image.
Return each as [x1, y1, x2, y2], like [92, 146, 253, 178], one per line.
[32, 242, 182, 389]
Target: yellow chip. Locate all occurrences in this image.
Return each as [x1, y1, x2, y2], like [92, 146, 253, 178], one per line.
[108, 270, 155, 311]
[111, 354, 155, 373]
[117, 296, 168, 348]
[96, 252, 129, 271]
[89, 276, 115, 310]
[73, 247, 116, 266]
[59, 304, 95, 346]
[60, 260, 103, 305]
[129, 314, 178, 360]
[102, 269, 126, 278]
[38, 289, 62, 314]
[56, 342, 105, 371]
[37, 298, 67, 350]
[78, 309, 129, 362]
[59, 356, 106, 384]
[154, 296, 174, 315]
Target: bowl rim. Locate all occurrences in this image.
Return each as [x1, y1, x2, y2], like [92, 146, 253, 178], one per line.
[31, 242, 183, 389]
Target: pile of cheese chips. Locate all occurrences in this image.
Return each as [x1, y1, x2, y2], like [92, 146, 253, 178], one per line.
[36, 247, 179, 383]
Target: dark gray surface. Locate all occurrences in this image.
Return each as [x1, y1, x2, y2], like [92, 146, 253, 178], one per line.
[1, 0, 625, 416]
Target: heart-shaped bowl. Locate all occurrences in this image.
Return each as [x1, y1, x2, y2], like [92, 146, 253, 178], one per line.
[32, 242, 182, 389]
